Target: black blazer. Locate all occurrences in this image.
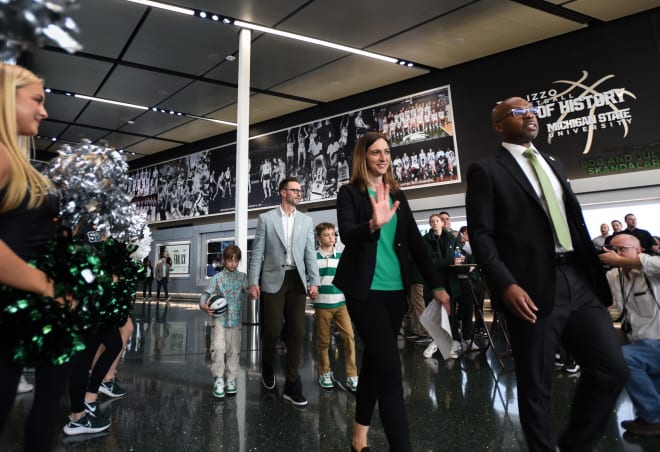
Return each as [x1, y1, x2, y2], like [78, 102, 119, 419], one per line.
[465, 147, 611, 316]
[334, 183, 443, 301]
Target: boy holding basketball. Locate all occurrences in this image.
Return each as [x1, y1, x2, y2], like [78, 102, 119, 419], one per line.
[200, 245, 248, 398]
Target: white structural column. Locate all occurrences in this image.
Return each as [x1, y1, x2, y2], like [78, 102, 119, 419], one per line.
[235, 25, 251, 452]
[235, 28, 251, 274]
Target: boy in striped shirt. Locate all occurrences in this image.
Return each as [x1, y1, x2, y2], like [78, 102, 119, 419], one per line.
[315, 222, 358, 392]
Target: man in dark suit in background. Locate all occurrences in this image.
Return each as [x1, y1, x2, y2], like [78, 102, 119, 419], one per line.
[466, 96, 628, 451]
[623, 213, 658, 255]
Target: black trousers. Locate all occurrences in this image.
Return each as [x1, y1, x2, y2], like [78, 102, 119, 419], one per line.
[68, 328, 123, 413]
[142, 277, 153, 298]
[0, 354, 71, 451]
[506, 259, 628, 452]
[156, 277, 169, 299]
[261, 270, 306, 383]
[347, 290, 411, 452]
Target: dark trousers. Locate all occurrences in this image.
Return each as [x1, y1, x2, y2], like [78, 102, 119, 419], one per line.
[506, 260, 628, 452]
[143, 277, 153, 298]
[457, 278, 477, 339]
[347, 290, 411, 452]
[261, 270, 306, 383]
[69, 328, 123, 413]
[0, 354, 71, 451]
[156, 277, 169, 299]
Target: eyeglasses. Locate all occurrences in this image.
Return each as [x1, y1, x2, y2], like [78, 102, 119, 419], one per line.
[285, 188, 302, 194]
[609, 245, 636, 253]
[495, 106, 540, 122]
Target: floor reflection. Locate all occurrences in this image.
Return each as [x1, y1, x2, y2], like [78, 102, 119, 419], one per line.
[1, 299, 656, 451]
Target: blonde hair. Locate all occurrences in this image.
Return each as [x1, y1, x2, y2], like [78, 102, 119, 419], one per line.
[348, 131, 399, 193]
[0, 63, 51, 213]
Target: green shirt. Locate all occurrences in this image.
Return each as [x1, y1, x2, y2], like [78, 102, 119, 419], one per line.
[368, 188, 404, 291]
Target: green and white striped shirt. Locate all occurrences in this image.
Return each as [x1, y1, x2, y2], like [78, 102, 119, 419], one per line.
[314, 249, 346, 309]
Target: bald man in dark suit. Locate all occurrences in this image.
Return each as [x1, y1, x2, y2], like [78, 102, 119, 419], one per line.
[466, 97, 628, 452]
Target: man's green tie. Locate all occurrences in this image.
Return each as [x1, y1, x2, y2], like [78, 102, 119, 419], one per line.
[523, 148, 572, 250]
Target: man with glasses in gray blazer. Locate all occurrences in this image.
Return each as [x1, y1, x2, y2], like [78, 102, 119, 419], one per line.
[249, 177, 320, 407]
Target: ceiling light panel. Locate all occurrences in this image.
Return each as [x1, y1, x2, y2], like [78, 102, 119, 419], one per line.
[42, 92, 88, 122]
[75, 101, 148, 130]
[126, 139, 180, 155]
[244, 34, 355, 90]
[122, 9, 238, 74]
[126, 0, 194, 15]
[120, 111, 191, 136]
[30, 49, 114, 95]
[274, 54, 426, 103]
[209, 93, 315, 126]
[176, 0, 309, 25]
[157, 118, 236, 143]
[36, 121, 68, 138]
[99, 131, 147, 149]
[157, 81, 238, 116]
[58, 125, 112, 143]
[278, 0, 472, 50]
[96, 66, 192, 107]
[69, 0, 146, 58]
[368, 0, 583, 69]
[562, 0, 660, 21]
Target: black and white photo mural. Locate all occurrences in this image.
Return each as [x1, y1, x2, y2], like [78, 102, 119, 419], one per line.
[129, 166, 158, 222]
[130, 85, 460, 223]
[208, 147, 237, 213]
[155, 151, 212, 221]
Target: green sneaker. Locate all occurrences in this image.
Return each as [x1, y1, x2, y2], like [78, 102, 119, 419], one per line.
[318, 372, 334, 389]
[213, 377, 225, 398]
[346, 376, 359, 392]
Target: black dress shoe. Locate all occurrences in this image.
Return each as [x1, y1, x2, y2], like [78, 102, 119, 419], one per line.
[283, 379, 308, 406]
[621, 418, 660, 436]
[621, 417, 641, 429]
[261, 362, 276, 390]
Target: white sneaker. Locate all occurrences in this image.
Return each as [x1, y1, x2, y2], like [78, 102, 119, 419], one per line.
[226, 379, 237, 395]
[423, 341, 438, 358]
[318, 372, 334, 389]
[346, 376, 358, 392]
[213, 377, 225, 398]
[17, 375, 33, 394]
[449, 340, 462, 359]
[462, 340, 479, 351]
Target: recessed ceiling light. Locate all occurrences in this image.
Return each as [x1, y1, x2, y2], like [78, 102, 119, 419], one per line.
[126, 0, 194, 15]
[233, 20, 399, 64]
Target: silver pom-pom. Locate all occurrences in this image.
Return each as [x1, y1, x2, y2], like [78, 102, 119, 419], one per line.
[0, 0, 82, 60]
[48, 140, 147, 243]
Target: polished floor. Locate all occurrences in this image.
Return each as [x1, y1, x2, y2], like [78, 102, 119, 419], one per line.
[2, 298, 657, 451]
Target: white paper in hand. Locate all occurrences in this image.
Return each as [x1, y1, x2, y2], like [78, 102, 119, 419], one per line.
[420, 300, 453, 359]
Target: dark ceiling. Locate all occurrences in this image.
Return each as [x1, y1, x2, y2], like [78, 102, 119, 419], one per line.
[23, 0, 660, 163]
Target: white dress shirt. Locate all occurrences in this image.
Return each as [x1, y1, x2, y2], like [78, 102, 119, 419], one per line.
[280, 207, 296, 267]
[503, 142, 572, 252]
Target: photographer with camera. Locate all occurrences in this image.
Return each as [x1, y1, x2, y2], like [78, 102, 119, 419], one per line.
[600, 234, 660, 436]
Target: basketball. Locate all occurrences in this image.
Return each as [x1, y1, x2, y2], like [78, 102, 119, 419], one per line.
[207, 294, 227, 316]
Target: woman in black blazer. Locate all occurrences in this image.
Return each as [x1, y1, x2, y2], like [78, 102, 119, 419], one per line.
[334, 132, 450, 452]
